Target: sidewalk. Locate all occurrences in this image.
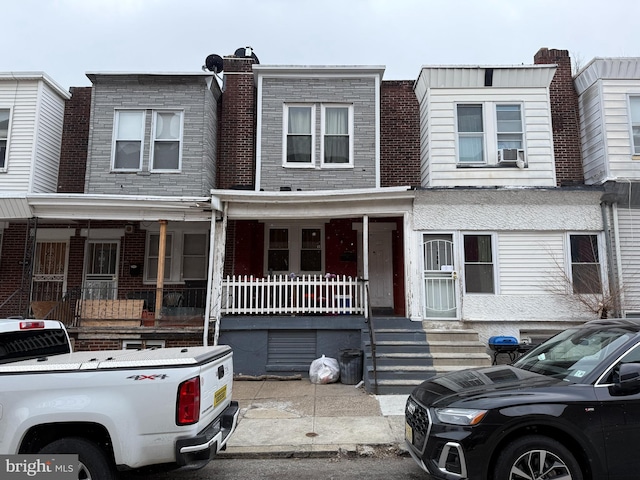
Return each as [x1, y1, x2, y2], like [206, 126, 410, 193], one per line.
[221, 379, 409, 458]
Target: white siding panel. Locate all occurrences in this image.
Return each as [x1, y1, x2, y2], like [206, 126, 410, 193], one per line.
[31, 83, 65, 193]
[0, 81, 39, 193]
[601, 80, 640, 180]
[578, 83, 606, 184]
[423, 88, 556, 187]
[617, 209, 640, 312]
[498, 232, 565, 294]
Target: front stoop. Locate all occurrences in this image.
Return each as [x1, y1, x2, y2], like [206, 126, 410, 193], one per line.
[363, 318, 491, 395]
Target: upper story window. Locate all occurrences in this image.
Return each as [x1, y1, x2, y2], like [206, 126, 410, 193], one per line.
[0, 109, 11, 171]
[151, 111, 183, 171]
[456, 103, 525, 166]
[496, 105, 523, 149]
[322, 105, 352, 166]
[285, 105, 314, 166]
[629, 96, 640, 154]
[457, 104, 485, 164]
[113, 110, 145, 170]
[112, 109, 183, 172]
[569, 234, 602, 294]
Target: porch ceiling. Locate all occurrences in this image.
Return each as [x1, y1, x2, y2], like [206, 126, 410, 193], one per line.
[212, 186, 414, 219]
[24, 194, 213, 222]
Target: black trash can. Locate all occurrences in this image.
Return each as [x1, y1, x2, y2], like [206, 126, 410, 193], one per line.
[339, 349, 363, 385]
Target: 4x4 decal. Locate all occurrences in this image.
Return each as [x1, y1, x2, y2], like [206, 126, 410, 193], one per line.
[127, 374, 169, 380]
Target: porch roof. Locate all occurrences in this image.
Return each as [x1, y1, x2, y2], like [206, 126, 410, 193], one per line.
[1, 194, 213, 222]
[211, 186, 415, 219]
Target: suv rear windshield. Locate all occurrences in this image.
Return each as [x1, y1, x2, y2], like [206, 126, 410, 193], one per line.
[0, 328, 71, 364]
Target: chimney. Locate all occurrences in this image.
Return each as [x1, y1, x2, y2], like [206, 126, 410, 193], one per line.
[534, 48, 584, 186]
[217, 52, 258, 190]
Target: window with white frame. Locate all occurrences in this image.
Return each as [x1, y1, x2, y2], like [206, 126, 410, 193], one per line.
[569, 234, 602, 294]
[457, 104, 485, 163]
[0, 109, 9, 170]
[151, 111, 183, 171]
[146, 233, 172, 282]
[456, 102, 525, 165]
[266, 225, 323, 275]
[322, 105, 352, 165]
[285, 105, 314, 165]
[182, 233, 208, 280]
[145, 229, 208, 283]
[463, 234, 494, 293]
[496, 104, 523, 150]
[630, 96, 640, 154]
[113, 110, 145, 170]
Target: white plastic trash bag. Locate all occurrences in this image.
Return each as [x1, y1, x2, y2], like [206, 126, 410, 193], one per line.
[309, 355, 340, 384]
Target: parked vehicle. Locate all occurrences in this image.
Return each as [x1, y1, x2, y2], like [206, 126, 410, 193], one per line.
[405, 318, 640, 480]
[0, 318, 238, 480]
[0, 318, 72, 363]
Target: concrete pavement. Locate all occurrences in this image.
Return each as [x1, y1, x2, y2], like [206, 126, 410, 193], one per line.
[222, 379, 410, 458]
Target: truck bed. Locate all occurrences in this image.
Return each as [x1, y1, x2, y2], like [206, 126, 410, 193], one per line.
[0, 345, 232, 372]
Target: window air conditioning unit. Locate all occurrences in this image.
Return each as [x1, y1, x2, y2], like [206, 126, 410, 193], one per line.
[497, 148, 525, 167]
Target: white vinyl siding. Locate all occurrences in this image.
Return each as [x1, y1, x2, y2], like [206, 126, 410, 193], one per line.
[498, 232, 565, 295]
[575, 59, 640, 184]
[422, 92, 554, 187]
[0, 78, 67, 194]
[616, 209, 640, 312]
[415, 66, 556, 188]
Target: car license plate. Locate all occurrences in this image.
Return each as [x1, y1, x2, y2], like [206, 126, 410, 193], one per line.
[214, 385, 227, 408]
[405, 422, 413, 443]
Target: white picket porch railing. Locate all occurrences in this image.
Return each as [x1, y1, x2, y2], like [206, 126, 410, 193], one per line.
[220, 275, 366, 316]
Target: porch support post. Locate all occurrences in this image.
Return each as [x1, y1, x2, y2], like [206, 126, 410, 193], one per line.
[204, 203, 228, 346]
[154, 220, 168, 317]
[363, 215, 369, 319]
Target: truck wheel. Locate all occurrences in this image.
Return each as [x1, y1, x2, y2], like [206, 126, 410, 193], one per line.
[493, 435, 583, 480]
[40, 437, 116, 480]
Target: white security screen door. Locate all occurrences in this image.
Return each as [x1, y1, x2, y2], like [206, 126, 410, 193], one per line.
[84, 241, 119, 299]
[423, 234, 457, 319]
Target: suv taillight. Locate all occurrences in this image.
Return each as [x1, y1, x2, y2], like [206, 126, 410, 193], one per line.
[20, 321, 45, 330]
[176, 376, 200, 425]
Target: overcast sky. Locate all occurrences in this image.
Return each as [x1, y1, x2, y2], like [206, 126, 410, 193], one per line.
[5, 0, 640, 91]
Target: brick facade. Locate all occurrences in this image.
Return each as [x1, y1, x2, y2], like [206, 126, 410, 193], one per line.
[57, 87, 92, 193]
[218, 57, 256, 190]
[380, 80, 421, 187]
[534, 48, 585, 186]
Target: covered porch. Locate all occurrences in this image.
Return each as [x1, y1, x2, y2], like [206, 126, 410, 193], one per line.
[210, 187, 414, 376]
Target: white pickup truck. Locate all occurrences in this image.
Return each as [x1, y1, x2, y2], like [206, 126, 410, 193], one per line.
[0, 318, 239, 480]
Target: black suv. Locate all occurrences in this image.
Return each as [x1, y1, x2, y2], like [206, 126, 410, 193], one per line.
[405, 319, 640, 480]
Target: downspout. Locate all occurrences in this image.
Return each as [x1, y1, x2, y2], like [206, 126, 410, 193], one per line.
[601, 203, 617, 317]
[203, 208, 217, 346]
[612, 202, 625, 316]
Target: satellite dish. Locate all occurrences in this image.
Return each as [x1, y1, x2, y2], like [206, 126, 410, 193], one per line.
[233, 47, 260, 64]
[204, 54, 224, 74]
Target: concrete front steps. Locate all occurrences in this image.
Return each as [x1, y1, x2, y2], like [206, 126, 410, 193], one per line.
[363, 318, 491, 395]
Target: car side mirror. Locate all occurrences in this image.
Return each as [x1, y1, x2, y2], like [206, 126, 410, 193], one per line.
[612, 363, 640, 395]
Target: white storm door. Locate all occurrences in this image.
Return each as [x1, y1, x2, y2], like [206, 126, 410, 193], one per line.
[423, 234, 458, 319]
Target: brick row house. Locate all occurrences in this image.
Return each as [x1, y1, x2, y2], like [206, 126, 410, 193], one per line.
[0, 48, 630, 393]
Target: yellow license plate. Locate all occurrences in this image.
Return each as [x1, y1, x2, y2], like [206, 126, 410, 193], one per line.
[405, 422, 413, 443]
[214, 385, 227, 408]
